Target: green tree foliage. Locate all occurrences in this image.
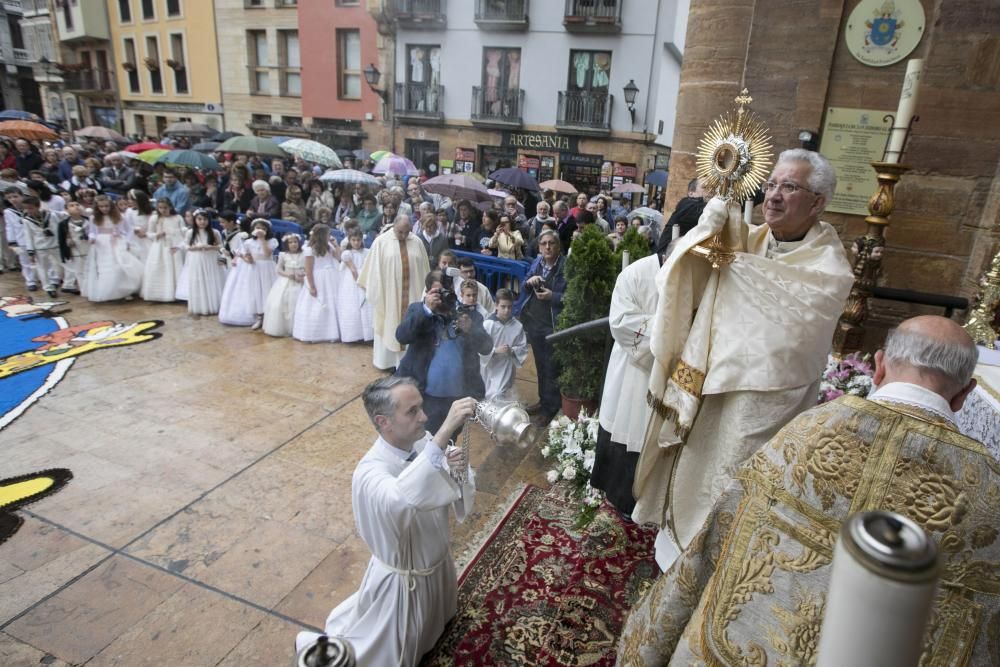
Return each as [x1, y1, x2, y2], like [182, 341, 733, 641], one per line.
[613, 226, 652, 276]
[553, 225, 616, 401]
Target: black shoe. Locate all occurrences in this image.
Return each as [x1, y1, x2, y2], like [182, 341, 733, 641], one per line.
[525, 402, 542, 415]
[62, 288, 80, 295]
[27, 284, 38, 291]
[47, 290, 57, 298]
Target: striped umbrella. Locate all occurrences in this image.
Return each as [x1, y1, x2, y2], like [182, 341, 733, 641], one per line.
[137, 148, 170, 165]
[0, 120, 58, 141]
[126, 142, 170, 153]
[318, 169, 381, 187]
[279, 139, 343, 168]
[372, 153, 418, 177]
[370, 150, 392, 162]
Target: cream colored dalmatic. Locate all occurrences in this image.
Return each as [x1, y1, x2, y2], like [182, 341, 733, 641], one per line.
[633, 197, 854, 569]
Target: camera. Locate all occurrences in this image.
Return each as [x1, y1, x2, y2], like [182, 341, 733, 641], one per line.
[437, 286, 459, 312]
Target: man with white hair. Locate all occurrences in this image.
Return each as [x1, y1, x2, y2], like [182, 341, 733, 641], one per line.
[358, 215, 430, 370]
[620, 315, 999, 666]
[634, 149, 856, 570]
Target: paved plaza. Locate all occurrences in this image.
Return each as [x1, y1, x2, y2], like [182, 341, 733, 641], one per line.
[0, 272, 550, 665]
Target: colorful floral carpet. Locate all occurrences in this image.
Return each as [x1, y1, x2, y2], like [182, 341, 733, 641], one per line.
[422, 485, 659, 666]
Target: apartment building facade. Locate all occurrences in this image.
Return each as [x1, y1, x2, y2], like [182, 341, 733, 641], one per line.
[0, 0, 42, 116]
[108, 0, 224, 137]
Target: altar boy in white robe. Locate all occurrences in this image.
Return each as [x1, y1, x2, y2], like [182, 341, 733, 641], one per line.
[479, 288, 529, 401]
[295, 376, 476, 667]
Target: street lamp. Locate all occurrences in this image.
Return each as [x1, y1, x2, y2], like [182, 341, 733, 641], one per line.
[623, 79, 639, 127]
[364, 64, 388, 103]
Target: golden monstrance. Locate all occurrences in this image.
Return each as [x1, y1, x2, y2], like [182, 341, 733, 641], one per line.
[689, 89, 773, 267]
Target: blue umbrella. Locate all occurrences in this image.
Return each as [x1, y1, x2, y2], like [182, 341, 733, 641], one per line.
[0, 109, 41, 122]
[489, 167, 540, 192]
[646, 169, 668, 188]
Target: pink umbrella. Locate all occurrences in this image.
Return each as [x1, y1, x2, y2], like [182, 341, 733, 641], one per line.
[372, 153, 419, 177]
[612, 182, 646, 194]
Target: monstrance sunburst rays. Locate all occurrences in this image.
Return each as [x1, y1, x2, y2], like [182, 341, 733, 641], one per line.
[695, 89, 773, 202]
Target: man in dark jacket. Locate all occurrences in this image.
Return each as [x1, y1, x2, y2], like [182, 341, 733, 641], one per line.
[656, 177, 706, 254]
[396, 270, 492, 436]
[513, 229, 567, 424]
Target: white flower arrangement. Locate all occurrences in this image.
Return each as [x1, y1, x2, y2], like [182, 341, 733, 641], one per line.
[543, 409, 605, 527]
[819, 352, 875, 403]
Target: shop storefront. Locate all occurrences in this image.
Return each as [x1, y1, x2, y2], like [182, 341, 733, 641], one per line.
[560, 152, 605, 195]
[480, 145, 517, 175]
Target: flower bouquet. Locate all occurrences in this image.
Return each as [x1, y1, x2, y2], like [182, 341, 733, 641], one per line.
[542, 410, 604, 528]
[819, 352, 874, 403]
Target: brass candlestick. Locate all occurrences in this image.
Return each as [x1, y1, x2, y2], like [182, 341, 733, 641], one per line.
[963, 249, 1000, 349]
[832, 161, 910, 355]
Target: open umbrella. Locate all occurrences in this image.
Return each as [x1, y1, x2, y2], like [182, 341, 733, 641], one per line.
[156, 149, 221, 171]
[628, 207, 664, 225]
[191, 141, 221, 153]
[209, 131, 242, 142]
[109, 150, 139, 162]
[539, 179, 577, 195]
[0, 109, 41, 122]
[165, 121, 216, 137]
[612, 182, 646, 194]
[645, 169, 668, 188]
[217, 135, 288, 159]
[372, 153, 419, 177]
[137, 148, 170, 165]
[75, 126, 128, 143]
[126, 141, 170, 153]
[422, 174, 493, 204]
[370, 150, 392, 162]
[279, 139, 343, 168]
[319, 169, 381, 187]
[489, 167, 540, 192]
[0, 120, 58, 141]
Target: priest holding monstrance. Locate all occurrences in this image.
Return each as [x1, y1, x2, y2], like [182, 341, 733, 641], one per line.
[631, 93, 855, 570]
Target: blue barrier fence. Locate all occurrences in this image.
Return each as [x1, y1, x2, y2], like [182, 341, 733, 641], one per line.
[452, 250, 531, 296]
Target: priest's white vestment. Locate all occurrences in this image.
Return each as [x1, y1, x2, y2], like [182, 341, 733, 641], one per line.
[632, 197, 854, 570]
[479, 315, 529, 401]
[358, 230, 429, 370]
[599, 253, 661, 452]
[295, 434, 473, 666]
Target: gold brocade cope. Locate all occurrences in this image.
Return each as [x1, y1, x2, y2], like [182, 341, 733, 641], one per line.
[618, 396, 1000, 667]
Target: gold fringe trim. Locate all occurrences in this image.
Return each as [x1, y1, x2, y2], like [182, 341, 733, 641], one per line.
[646, 390, 692, 440]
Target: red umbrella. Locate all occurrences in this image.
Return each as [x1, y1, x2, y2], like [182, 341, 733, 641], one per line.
[125, 142, 170, 153]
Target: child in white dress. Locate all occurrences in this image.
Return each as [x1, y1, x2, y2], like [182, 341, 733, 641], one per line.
[263, 233, 305, 337]
[141, 198, 185, 302]
[175, 209, 196, 301]
[57, 201, 90, 294]
[479, 288, 529, 401]
[125, 189, 153, 264]
[179, 209, 226, 316]
[219, 218, 277, 328]
[84, 195, 144, 302]
[292, 223, 342, 343]
[336, 229, 374, 342]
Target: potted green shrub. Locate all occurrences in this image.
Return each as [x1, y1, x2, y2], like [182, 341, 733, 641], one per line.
[553, 225, 615, 419]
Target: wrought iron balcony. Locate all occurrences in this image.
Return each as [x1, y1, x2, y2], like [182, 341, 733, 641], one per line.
[474, 0, 528, 31]
[12, 47, 29, 64]
[387, 0, 446, 30]
[394, 83, 444, 125]
[563, 0, 622, 33]
[555, 90, 613, 136]
[471, 86, 523, 128]
[62, 68, 115, 93]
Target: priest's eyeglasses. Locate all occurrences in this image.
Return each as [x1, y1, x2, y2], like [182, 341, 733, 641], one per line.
[765, 181, 818, 196]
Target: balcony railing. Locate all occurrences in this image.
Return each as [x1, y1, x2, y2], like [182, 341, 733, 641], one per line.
[563, 0, 622, 32]
[394, 82, 444, 124]
[474, 0, 528, 30]
[63, 68, 115, 92]
[12, 48, 30, 64]
[471, 86, 523, 128]
[556, 90, 613, 135]
[387, 0, 446, 29]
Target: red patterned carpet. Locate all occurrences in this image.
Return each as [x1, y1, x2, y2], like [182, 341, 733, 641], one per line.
[423, 485, 659, 666]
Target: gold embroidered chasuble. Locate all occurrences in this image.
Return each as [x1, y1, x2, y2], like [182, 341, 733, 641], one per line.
[618, 396, 1000, 667]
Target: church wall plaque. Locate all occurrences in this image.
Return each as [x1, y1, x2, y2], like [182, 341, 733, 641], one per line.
[819, 107, 893, 216]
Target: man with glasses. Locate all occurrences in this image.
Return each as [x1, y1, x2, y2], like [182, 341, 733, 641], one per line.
[514, 229, 567, 424]
[633, 148, 855, 572]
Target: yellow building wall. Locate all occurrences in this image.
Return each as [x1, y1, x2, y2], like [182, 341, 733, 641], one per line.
[106, 0, 224, 134]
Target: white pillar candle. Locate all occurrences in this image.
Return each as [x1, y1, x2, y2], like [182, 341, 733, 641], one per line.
[621, 249, 630, 271]
[671, 224, 680, 241]
[884, 59, 923, 163]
